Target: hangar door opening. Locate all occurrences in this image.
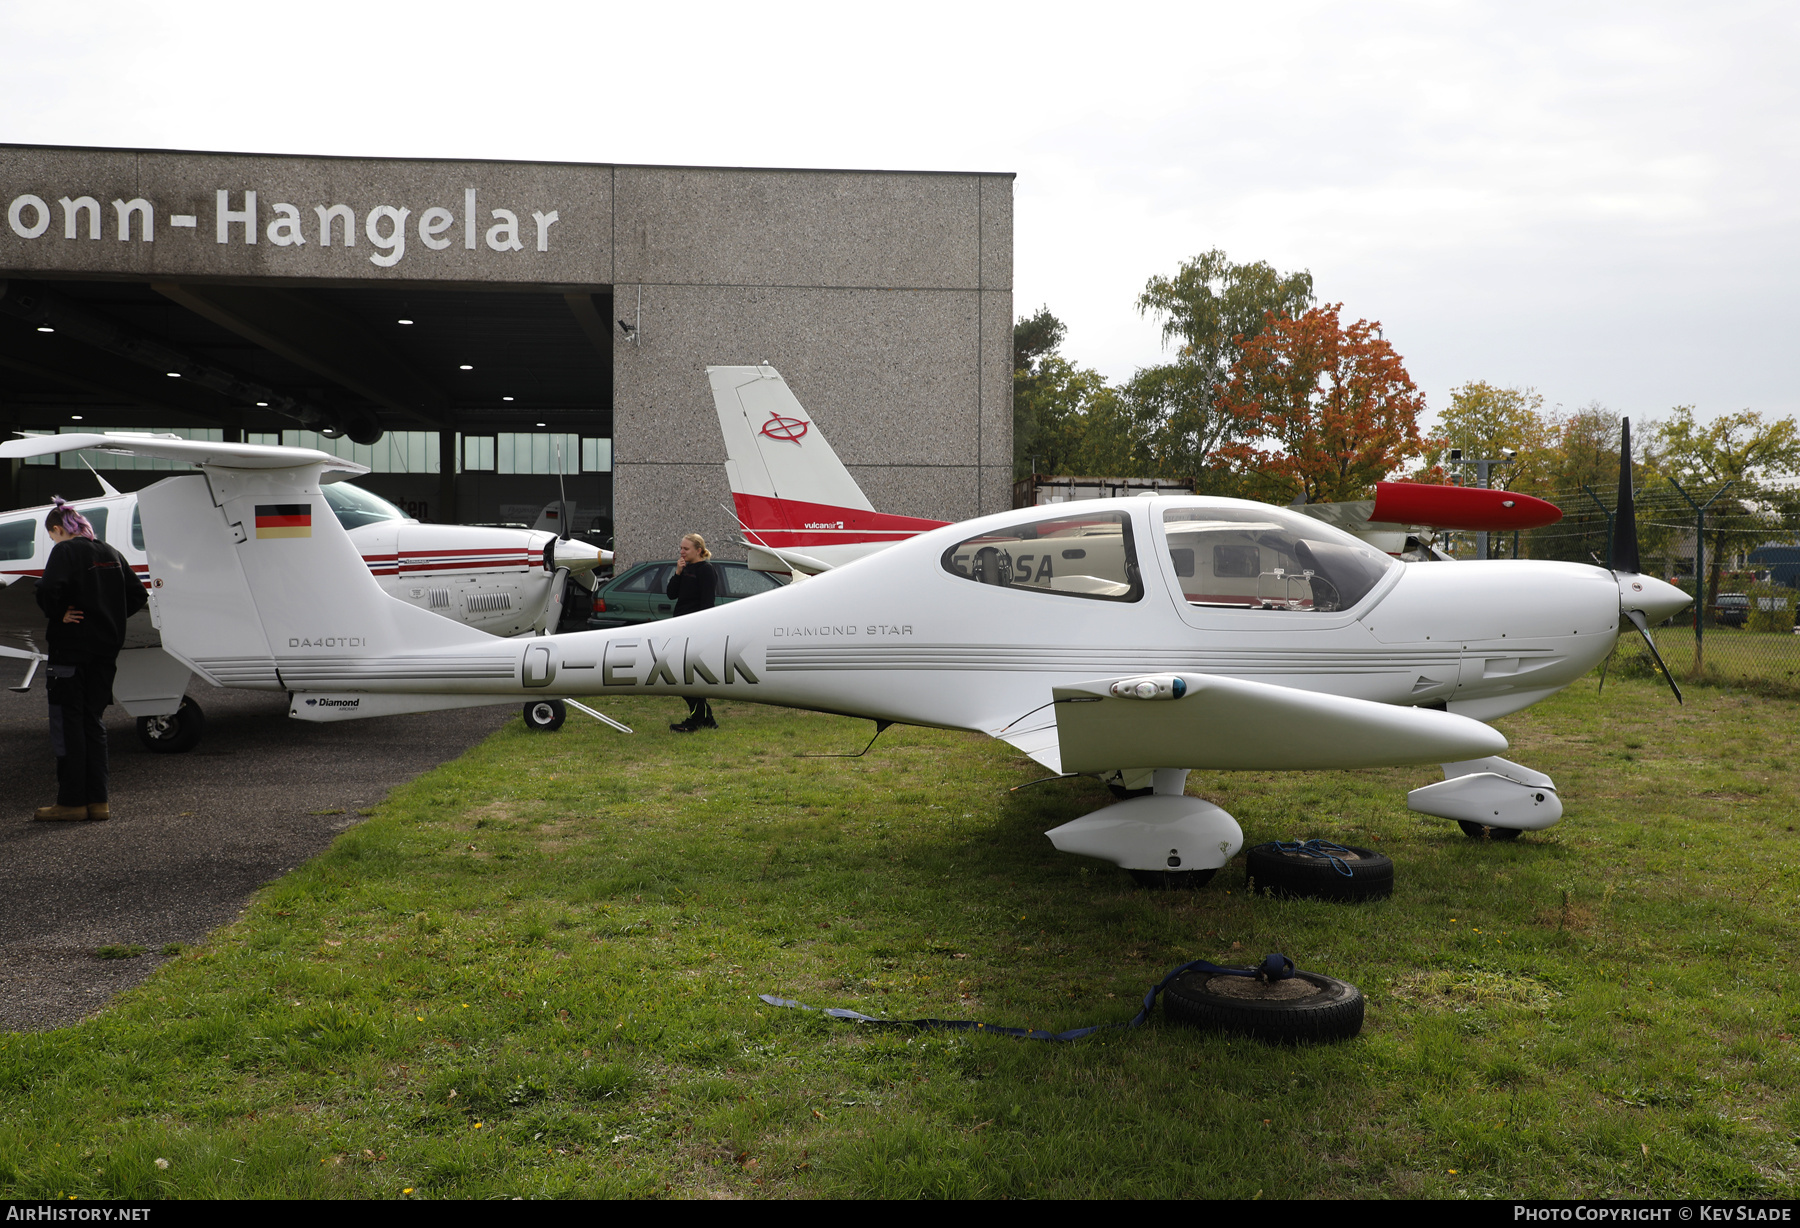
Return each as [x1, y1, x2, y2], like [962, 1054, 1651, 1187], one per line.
[0, 280, 614, 547]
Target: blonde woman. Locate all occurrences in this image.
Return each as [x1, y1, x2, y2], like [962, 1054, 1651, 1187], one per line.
[666, 533, 719, 731]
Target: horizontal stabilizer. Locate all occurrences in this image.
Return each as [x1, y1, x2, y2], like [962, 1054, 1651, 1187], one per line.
[1053, 672, 1507, 772]
[2, 432, 368, 476]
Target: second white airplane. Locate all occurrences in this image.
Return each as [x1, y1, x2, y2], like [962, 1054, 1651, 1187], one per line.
[0, 432, 609, 751]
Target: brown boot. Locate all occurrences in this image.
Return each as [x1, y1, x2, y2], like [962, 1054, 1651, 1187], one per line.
[33, 804, 89, 821]
[87, 803, 110, 821]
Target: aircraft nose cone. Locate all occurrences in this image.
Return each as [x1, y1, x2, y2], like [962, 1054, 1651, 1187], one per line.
[1619, 573, 1691, 624]
[548, 537, 610, 568]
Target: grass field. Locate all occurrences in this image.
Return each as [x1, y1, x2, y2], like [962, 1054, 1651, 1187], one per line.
[2, 676, 1797, 1200]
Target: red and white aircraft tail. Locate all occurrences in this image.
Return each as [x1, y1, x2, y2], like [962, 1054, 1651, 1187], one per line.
[707, 365, 946, 575]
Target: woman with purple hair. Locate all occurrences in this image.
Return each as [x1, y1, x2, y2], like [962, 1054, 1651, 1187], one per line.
[32, 497, 148, 822]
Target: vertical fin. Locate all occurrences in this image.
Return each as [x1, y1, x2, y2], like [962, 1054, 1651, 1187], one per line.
[705, 365, 874, 514]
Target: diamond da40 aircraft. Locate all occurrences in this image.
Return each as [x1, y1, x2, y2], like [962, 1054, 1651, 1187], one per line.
[48, 406, 1690, 883]
[0, 432, 608, 752]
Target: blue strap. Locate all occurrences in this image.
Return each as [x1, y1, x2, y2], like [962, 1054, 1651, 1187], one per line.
[760, 952, 1297, 1043]
[1271, 839, 1358, 877]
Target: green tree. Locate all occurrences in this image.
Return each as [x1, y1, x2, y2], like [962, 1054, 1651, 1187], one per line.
[1648, 407, 1800, 618]
[1427, 383, 1554, 493]
[1137, 249, 1315, 372]
[1422, 383, 1555, 558]
[1129, 250, 1315, 489]
[1013, 306, 1073, 479]
[1527, 403, 1622, 565]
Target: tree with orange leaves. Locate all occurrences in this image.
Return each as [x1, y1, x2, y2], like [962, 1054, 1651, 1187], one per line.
[1218, 304, 1429, 504]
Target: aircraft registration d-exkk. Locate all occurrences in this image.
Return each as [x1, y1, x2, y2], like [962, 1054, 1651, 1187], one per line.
[21, 407, 1691, 885]
[0, 433, 607, 752]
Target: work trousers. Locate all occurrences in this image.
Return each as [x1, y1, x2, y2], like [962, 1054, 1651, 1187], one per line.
[46, 662, 116, 807]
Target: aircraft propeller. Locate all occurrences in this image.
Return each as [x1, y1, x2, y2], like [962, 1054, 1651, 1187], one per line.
[1601, 417, 1684, 704]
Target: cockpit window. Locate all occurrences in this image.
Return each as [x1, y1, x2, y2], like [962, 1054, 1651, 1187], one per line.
[322, 482, 406, 530]
[1161, 505, 1396, 612]
[0, 519, 34, 562]
[943, 511, 1142, 602]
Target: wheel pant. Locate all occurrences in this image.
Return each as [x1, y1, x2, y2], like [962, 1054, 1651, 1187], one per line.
[46, 662, 116, 807]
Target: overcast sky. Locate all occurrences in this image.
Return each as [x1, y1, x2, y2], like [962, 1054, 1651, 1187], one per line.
[4, 1, 1793, 430]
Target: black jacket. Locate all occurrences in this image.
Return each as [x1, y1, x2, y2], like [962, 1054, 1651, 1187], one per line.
[666, 560, 719, 617]
[36, 537, 149, 665]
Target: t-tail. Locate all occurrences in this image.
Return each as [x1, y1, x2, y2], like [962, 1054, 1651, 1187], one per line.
[706, 365, 946, 574]
[137, 462, 518, 719]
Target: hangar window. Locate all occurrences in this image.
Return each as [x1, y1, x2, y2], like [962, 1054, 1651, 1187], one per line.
[283, 430, 441, 474]
[1161, 505, 1395, 612]
[497, 433, 582, 475]
[942, 510, 1141, 602]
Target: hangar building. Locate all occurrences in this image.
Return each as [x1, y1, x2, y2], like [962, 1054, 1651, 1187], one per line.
[0, 144, 1014, 566]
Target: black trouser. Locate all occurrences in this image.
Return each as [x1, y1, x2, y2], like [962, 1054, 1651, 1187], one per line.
[47, 661, 115, 807]
[683, 696, 713, 726]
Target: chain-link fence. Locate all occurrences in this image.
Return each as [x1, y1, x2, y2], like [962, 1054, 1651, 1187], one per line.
[1447, 479, 1800, 694]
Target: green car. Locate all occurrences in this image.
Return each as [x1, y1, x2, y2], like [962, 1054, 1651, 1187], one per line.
[587, 559, 787, 628]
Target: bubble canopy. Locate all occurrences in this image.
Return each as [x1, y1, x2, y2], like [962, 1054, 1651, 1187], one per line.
[1161, 504, 1397, 613]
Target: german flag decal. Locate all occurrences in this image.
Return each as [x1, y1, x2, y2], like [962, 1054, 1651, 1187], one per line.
[255, 504, 312, 539]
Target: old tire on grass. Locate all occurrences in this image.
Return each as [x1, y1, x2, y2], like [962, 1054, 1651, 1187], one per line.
[1162, 968, 1365, 1043]
[1245, 841, 1393, 902]
[136, 696, 205, 754]
[523, 699, 567, 732]
[1128, 868, 1217, 890]
[1457, 821, 1524, 842]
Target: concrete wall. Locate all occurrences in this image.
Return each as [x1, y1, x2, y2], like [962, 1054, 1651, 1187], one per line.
[610, 168, 1012, 566]
[3, 147, 1014, 563]
[0, 146, 611, 285]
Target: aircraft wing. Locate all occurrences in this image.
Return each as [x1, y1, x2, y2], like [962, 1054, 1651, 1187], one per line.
[1, 433, 369, 476]
[1051, 673, 1507, 773]
[1300, 482, 1561, 535]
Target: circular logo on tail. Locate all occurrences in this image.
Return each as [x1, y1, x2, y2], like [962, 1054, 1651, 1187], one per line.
[759, 414, 809, 443]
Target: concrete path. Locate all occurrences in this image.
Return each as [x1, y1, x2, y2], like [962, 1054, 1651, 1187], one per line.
[0, 678, 516, 1031]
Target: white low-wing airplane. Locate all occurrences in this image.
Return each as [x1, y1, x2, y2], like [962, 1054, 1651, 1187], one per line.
[0, 433, 608, 751]
[704, 364, 1565, 577]
[75, 426, 1688, 882]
